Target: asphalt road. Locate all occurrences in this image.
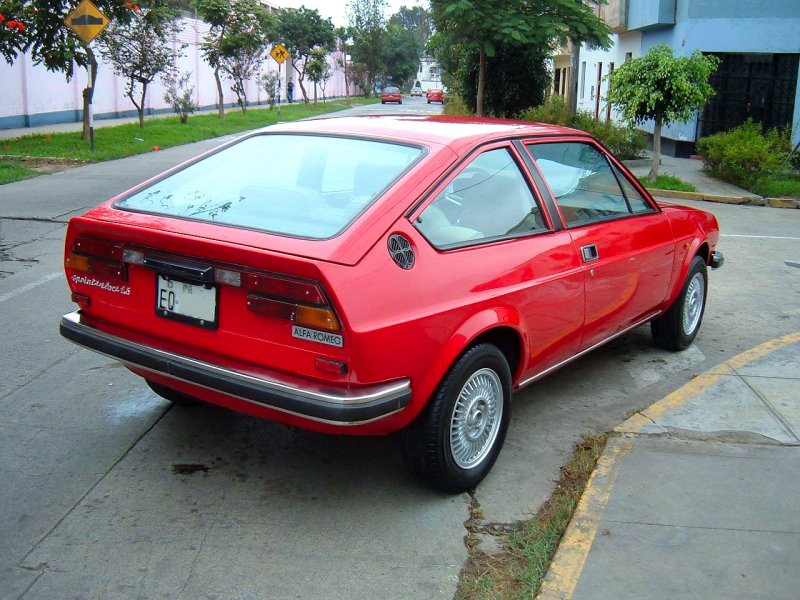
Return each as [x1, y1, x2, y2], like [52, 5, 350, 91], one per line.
[1, 98, 798, 599]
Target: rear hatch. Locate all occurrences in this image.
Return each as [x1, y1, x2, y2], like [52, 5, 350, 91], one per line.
[63, 132, 428, 386]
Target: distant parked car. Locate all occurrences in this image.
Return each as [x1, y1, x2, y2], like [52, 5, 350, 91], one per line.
[60, 116, 723, 493]
[381, 86, 402, 104]
[410, 86, 423, 97]
[427, 88, 444, 104]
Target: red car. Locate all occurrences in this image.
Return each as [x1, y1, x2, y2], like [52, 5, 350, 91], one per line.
[60, 116, 722, 492]
[427, 88, 444, 104]
[380, 86, 402, 104]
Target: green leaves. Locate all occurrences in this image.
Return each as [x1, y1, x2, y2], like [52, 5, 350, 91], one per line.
[607, 45, 719, 126]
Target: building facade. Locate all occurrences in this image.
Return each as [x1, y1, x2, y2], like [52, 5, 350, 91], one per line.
[552, 0, 800, 155]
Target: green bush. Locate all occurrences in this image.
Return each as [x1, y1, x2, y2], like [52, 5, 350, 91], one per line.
[442, 94, 472, 116]
[696, 120, 790, 190]
[521, 94, 571, 125]
[521, 96, 647, 160]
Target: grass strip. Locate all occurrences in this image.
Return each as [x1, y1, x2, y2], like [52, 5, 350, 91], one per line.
[637, 174, 696, 192]
[0, 160, 39, 185]
[751, 174, 800, 198]
[0, 98, 377, 164]
[457, 432, 611, 600]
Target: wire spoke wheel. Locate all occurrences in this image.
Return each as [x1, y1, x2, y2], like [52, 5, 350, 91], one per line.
[449, 367, 503, 470]
[682, 272, 705, 336]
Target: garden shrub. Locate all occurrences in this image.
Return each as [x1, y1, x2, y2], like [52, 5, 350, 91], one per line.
[521, 96, 647, 160]
[696, 120, 790, 189]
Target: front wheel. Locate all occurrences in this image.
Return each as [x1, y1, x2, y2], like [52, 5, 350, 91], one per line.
[400, 344, 512, 493]
[652, 255, 708, 350]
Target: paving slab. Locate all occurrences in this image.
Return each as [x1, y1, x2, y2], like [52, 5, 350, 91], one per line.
[540, 336, 800, 600]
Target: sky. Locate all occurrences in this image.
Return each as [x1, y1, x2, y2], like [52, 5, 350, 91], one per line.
[272, 0, 428, 27]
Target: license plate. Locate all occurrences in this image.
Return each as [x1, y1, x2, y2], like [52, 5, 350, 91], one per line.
[155, 275, 217, 329]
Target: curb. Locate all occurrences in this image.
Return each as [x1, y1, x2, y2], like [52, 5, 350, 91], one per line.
[646, 187, 770, 206]
[536, 332, 800, 600]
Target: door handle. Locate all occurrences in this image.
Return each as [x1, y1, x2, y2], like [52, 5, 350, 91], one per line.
[581, 244, 599, 262]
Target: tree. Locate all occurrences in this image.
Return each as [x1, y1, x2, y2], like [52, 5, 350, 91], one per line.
[381, 23, 418, 88]
[430, 0, 610, 116]
[0, 1, 136, 140]
[334, 26, 352, 101]
[306, 47, 332, 102]
[460, 42, 550, 118]
[347, 0, 386, 95]
[607, 45, 719, 181]
[99, 5, 181, 128]
[388, 5, 431, 60]
[196, 0, 275, 118]
[279, 6, 335, 104]
[260, 70, 281, 109]
[162, 68, 197, 123]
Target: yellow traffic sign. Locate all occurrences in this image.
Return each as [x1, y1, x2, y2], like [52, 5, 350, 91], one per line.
[270, 44, 290, 65]
[65, 0, 109, 44]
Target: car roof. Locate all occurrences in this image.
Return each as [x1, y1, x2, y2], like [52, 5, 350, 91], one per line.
[260, 115, 584, 149]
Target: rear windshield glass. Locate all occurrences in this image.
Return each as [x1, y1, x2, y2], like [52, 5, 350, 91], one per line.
[114, 134, 423, 239]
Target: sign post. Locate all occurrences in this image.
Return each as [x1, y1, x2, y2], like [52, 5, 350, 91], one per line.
[65, 0, 110, 152]
[270, 44, 290, 116]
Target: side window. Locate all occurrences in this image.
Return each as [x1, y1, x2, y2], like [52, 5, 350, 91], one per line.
[611, 162, 653, 213]
[415, 148, 545, 247]
[527, 142, 652, 226]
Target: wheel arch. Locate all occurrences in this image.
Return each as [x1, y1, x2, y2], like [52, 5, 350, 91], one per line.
[410, 309, 525, 422]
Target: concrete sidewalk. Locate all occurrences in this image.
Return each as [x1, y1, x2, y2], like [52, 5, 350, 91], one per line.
[538, 333, 800, 600]
[626, 155, 766, 204]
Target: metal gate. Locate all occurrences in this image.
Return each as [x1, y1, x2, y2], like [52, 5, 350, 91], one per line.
[699, 52, 799, 137]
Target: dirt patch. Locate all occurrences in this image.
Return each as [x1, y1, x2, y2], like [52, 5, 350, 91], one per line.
[0, 154, 92, 174]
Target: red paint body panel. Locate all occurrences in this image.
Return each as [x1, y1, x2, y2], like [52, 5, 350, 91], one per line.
[61, 116, 721, 437]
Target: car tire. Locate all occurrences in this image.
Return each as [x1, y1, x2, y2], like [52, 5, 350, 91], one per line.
[399, 100, 402, 104]
[651, 255, 708, 351]
[400, 344, 512, 493]
[146, 380, 202, 406]
[381, 101, 385, 104]
[427, 99, 431, 104]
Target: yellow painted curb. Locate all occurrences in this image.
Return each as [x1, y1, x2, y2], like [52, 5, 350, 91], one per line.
[646, 187, 703, 201]
[618, 331, 800, 435]
[765, 197, 800, 209]
[537, 331, 800, 600]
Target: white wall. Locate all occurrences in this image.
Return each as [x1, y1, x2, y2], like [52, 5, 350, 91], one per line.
[0, 15, 353, 129]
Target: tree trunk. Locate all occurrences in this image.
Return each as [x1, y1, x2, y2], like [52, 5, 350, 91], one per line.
[568, 39, 580, 116]
[476, 46, 487, 117]
[81, 47, 98, 140]
[214, 65, 225, 118]
[138, 82, 147, 128]
[342, 53, 350, 101]
[649, 114, 662, 181]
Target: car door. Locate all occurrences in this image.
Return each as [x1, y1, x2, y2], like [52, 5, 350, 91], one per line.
[411, 143, 585, 382]
[524, 140, 674, 351]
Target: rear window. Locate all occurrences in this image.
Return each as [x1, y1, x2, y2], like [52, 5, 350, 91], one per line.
[384, 87, 400, 93]
[114, 134, 423, 239]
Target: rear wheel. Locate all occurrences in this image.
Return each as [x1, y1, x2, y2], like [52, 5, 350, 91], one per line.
[652, 255, 708, 350]
[400, 344, 512, 493]
[146, 380, 202, 406]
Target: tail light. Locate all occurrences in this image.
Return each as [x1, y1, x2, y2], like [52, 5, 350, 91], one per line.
[67, 235, 341, 332]
[244, 272, 341, 332]
[66, 236, 127, 281]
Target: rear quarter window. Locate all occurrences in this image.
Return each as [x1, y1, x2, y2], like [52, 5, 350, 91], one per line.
[115, 134, 423, 239]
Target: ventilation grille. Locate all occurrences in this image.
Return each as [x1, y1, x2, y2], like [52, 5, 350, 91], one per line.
[388, 234, 415, 270]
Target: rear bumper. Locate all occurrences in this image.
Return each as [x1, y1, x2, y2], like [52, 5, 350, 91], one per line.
[60, 311, 411, 425]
